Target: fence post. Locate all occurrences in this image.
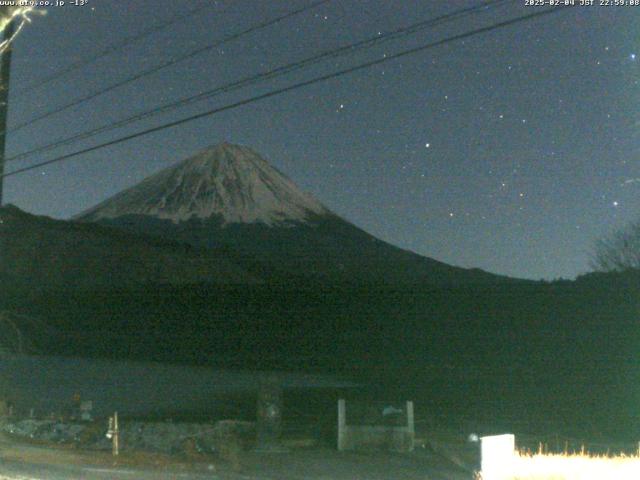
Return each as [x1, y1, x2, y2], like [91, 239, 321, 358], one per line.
[113, 411, 119, 456]
[480, 434, 515, 480]
[107, 412, 120, 456]
[406, 401, 415, 451]
[337, 399, 346, 451]
[406, 401, 414, 432]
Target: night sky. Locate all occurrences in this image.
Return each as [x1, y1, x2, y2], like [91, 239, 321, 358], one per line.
[2, 0, 638, 280]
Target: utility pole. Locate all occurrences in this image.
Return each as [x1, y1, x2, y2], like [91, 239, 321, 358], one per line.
[0, 7, 15, 206]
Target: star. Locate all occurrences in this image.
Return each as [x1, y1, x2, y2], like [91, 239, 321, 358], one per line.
[612, 201, 619, 207]
[425, 143, 430, 148]
[631, 53, 636, 61]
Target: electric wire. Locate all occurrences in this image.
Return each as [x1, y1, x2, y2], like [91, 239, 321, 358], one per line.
[14, 0, 217, 95]
[2, 6, 571, 180]
[4, 0, 331, 135]
[5, 0, 512, 165]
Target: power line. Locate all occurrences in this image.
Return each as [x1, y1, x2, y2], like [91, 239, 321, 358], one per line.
[4, 0, 331, 135]
[14, 1, 218, 96]
[2, 6, 570, 180]
[6, 0, 512, 165]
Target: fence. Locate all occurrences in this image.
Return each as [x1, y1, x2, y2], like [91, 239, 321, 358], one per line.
[337, 399, 414, 452]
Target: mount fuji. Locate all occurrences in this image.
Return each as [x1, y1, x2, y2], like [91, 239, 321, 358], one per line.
[77, 143, 514, 286]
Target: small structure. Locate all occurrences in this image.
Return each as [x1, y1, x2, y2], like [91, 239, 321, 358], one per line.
[337, 399, 414, 452]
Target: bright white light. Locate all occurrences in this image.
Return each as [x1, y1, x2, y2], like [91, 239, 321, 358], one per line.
[481, 434, 515, 480]
[0, 7, 42, 54]
[631, 53, 636, 60]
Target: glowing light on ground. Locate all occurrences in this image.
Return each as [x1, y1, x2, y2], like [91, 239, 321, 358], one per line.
[505, 450, 640, 480]
[478, 434, 640, 480]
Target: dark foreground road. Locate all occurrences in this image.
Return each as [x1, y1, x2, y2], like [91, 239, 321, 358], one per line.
[0, 435, 475, 479]
[0, 454, 475, 480]
[0, 460, 221, 480]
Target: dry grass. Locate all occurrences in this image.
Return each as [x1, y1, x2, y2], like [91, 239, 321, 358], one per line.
[478, 449, 640, 480]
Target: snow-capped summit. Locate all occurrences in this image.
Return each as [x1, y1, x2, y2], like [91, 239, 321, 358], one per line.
[78, 143, 329, 226]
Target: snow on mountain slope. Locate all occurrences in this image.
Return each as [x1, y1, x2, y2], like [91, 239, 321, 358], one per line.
[78, 143, 329, 226]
